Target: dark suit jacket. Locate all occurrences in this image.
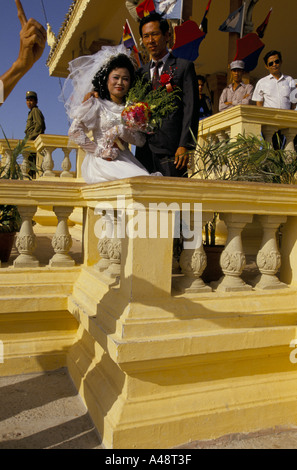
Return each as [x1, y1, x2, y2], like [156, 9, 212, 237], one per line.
[136, 53, 199, 156]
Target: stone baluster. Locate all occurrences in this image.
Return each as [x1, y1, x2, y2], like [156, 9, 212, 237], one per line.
[212, 213, 253, 291]
[4, 150, 12, 173]
[49, 207, 75, 267]
[21, 151, 30, 179]
[262, 125, 275, 146]
[206, 134, 217, 146]
[105, 210, 122, 279]
[253, 215, 288, 290]
[41, 147, 55, 177]
[14, 206, 39, 267]
[223, 128, 231, 140]
[282, 128, 296, 154]
[60, 147, 73, 178]
[216, 130, 229, 143]
[94, 211, 115, 272]
[95, 237, 111, 272]
[176, 211, 212, 293]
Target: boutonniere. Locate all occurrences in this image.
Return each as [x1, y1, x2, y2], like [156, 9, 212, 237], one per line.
[159, 67, 176, 92]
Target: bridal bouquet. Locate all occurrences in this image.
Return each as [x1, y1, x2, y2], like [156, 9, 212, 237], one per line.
[121, 101, 152, 133]
[121, 74, 180, 134]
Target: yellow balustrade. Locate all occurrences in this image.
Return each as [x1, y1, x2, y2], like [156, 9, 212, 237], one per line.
[198, 104, 297, 148]
[0, 135, 82, 180]
[1, 176, 297, 448]
[0, 136, 84, 235]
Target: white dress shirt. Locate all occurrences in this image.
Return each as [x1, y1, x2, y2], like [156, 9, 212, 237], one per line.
[150, 52, 170, 80]
[252, 74, 296, 109]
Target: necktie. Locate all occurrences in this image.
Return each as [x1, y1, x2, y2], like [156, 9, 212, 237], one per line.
[151, 61, 162, 89]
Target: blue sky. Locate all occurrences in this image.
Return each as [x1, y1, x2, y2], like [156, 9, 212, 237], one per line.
[0, 0, 73, 141]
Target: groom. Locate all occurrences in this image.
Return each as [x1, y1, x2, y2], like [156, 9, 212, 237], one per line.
[135, 12, 199, 177]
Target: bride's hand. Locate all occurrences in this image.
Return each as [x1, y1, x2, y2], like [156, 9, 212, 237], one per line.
[96, 146, 119, 161]
[105, 125, 121, 145]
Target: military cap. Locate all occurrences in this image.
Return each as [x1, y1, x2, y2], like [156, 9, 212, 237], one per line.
[230, 60, 245, 70]
[26, 91, 38, 100]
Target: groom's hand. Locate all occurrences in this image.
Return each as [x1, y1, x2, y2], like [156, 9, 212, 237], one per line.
[83, 91, 99, 102]
[174, 147, 188, 169]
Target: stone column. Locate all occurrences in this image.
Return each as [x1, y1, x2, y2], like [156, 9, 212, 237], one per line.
[253, 215, 288, 289]
[14, 206, 39, 267]
[49, 206, 75, 267]
[213, 213, 253, 291]
[120, 205, 174, 301]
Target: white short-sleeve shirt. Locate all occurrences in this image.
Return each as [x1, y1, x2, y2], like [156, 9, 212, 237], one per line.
[252, 74, 296, 109]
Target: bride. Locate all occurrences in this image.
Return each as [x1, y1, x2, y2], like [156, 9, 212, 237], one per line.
[63, 44, 161, 183]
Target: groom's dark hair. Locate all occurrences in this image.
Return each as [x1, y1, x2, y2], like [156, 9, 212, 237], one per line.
[139, 12, 169, 37]
[92, 53, 136, 101]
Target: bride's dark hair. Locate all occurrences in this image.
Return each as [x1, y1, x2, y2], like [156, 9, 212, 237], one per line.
[92, 53, 136, 101]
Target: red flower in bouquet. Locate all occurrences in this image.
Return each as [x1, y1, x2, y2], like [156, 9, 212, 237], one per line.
[121, 102, 152, 132]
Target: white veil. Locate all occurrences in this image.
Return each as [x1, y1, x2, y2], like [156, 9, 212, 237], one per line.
[60, 44, 134, 120]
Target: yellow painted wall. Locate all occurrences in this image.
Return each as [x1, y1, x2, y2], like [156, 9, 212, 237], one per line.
[49, 1, 297, 82]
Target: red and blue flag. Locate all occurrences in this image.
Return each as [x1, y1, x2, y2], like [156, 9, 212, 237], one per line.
[172, 20, 205, 62]
[234, 33, 265, 72]
[200, 0, 212, 34]
[256, 8, 272, 38]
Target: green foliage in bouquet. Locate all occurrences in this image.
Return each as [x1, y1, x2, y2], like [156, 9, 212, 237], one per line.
[124, 74, 181, 130]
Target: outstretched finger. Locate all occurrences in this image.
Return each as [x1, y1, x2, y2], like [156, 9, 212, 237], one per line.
[15, 0, 27, 27]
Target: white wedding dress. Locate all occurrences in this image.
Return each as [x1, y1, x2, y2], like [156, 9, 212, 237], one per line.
[68, 96, 158, 184]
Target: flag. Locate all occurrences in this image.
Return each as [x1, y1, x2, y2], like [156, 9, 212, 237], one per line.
[122, 20, 136, 49]
[172, 20, 205, 61]
[121, 20, 143, 66]
[234, 33, 265, 72]
[155, 0, 183, 20]
[219, 5, 244, 34]
[132, 46, 143, 67]
[200, 0, 212, 34]
[256, 8, 272, 38]
[136, 0, 156, 19]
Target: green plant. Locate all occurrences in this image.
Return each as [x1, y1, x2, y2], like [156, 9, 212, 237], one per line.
[0, 205, 21, 232]
[192, 132, 297, 183]
[190, 132, 297, 244]
[0, 128, 32, 233]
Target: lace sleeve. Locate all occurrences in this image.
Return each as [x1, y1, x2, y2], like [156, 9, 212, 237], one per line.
[68, 100, 120, 161]
[68, 118, 98, 153]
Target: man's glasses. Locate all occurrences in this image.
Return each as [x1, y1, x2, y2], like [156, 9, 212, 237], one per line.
[268, 59, 280, 67]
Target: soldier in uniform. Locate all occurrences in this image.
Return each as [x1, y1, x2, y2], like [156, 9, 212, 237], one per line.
[25, 91, 46, 177]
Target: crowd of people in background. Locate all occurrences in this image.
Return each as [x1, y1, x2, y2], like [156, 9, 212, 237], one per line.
[199, 49, 297, 118]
